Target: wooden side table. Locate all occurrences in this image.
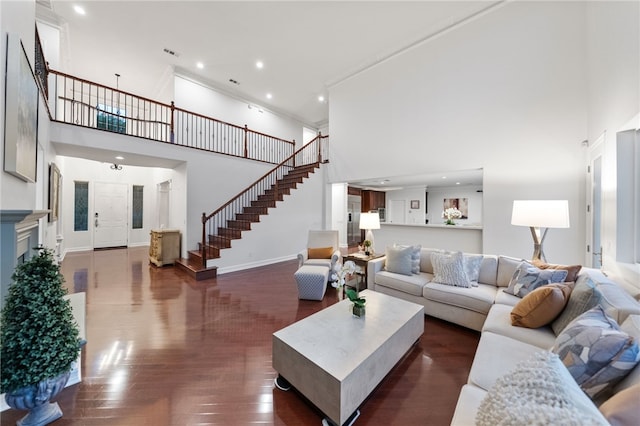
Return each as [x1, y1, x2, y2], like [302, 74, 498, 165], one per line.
[343, 253, 385, 290]
[149, 229, 181, 266]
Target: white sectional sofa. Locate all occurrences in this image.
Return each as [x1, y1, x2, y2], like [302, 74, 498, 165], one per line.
[367, 247, 640, 425]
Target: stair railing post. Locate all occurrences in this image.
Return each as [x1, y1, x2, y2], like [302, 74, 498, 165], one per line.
[170, 101, 175, 143]
[201, 212, 207, 268]
[292, 139, 297, 168]
[244, 125, 249, 159]
[317, 131, 322, 163]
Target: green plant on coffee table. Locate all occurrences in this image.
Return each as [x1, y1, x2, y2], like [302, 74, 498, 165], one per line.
[345, 288, 366, 309]
[0, 247, 81, 394]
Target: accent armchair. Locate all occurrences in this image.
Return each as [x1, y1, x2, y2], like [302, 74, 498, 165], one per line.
[297, 230, 341, 271]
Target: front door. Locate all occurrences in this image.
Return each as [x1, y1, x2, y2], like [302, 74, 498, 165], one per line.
[94, 182, 128, 248]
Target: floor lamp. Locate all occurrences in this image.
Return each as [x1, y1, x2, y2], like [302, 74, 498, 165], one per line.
[359, 212, 381, 255]
[511, 200, 570, 262]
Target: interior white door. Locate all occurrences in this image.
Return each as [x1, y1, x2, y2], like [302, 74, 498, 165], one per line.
[586, 134, 604, 268]
[94, 182, 128, 248]
[388, 200, 406, 224]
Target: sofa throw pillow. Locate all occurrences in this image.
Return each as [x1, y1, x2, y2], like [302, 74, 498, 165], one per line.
[510, 283, 574, 328]
[431, 251, 470, 288]
[552, 306, 640, 399]
[384, 245, 414, 276]
[504, 262, 568, 298]
[463, 254, 483, 286]
[476, 351, 609, 426]
[598, 384, 640, 426]
[532, 259, 583, 283]
[307, 246, 333, 259]
[552, 277, 602, 335]
[394, 244, 421, 274]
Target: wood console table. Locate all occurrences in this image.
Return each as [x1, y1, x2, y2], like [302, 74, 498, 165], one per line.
[343, 253, 385, 290]
[149, 229, 181, 266]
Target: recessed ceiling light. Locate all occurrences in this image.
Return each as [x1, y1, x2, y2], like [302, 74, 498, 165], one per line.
[266, 93, 272, 99]
[196, 62, 204, 69]
[256, 60, 264, 69]
[441, 176, 447, 179]
[115, 156, 124, 160]
[456, 182, 461, 185]
[318, 95, 325, 102]
[73, 5, 86, 15]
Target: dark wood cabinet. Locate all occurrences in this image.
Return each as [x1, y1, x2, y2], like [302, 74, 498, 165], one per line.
[362, 190, 385, 212]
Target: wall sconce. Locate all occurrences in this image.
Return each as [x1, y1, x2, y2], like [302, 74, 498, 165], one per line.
[511, 200, 570, 262]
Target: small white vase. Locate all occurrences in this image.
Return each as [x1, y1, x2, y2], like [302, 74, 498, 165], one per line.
[336, 286, 344, 301]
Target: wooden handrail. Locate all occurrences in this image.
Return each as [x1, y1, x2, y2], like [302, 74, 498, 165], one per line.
[200, 135, 328, 267]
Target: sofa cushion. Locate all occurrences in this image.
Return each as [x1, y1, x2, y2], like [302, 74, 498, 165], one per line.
[431, 251, 470, 287]
[552, 276, 602, 335]
[613, 315, 640, 394]
[423, 282, 496, 315]
[483, 304, 557, 349]
[418, 248, 440, 274]
[552, 306, 640, 399]
[475, 351, 608, 426]
[307, 246, 333, 259]
[496, 255, 526, 287]
[384, 245, 414, 276]
[477, 255, 498, 286]
[494, 288, 523, 307]
[595, 279, 640, 325]
[468, 332, 543, 391]
[375, 270, 431, 297]
[510, 283, 574, 328]
[395, 244, 421, 274]
[598, 384, 640, 426]
[532, 259, 582, 282]
[504, 262, 568, 298]
[463, 254, 483, 283]
[450, 384, 486, 426]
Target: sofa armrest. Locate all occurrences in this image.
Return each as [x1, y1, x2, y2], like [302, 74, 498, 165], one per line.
[331, 249, 342, 266]
[297, 250, 308, 269]
[367, 256, 386, 290]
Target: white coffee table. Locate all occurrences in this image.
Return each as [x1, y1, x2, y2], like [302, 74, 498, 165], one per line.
[272, 290, 424, 425]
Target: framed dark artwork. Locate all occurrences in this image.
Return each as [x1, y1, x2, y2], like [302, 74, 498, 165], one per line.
[4, 34, 39, 182]
[443, 198, 469, 219]
[49, 163, 61, 222]
[410, 200, 420, 209]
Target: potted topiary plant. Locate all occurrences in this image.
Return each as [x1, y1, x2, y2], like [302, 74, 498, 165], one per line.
[363, 240, 372, 255]
[1, 247, 82, 426]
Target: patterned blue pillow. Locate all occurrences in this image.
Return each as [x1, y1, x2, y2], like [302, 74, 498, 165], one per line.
[505, 262, 568, 298]
[552, 306, 640, 399]
[395, 244, 421, 274]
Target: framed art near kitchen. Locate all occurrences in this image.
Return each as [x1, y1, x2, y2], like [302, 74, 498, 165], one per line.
[4, 34, 39, 183]
[411, 200, 420, 209]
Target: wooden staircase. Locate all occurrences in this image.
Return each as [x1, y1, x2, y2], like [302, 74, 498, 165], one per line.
[175, 163, 320, 280]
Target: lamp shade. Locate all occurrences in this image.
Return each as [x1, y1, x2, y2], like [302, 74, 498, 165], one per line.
[359, 212, 381, 230]
[511, 200, 570, 228]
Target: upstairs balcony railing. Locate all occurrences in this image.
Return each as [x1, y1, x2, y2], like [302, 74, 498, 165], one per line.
[47, 69, 296, 165]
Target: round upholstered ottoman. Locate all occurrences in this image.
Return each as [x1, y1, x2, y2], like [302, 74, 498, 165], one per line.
[294, 265, 329, 300]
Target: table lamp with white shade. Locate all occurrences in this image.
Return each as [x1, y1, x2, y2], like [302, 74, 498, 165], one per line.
[511, 200, 570, 262]
[359, 212, 381, 255]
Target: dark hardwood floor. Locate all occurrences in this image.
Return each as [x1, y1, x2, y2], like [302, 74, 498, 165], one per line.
[1, 247, 479, 426]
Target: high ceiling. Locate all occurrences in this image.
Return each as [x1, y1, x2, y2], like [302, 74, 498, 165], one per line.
[39, 0, 501, 128]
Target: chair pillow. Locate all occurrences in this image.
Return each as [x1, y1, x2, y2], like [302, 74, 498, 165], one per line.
[510, 283, 574, 328]
[504, 262, 568, 298]
[308, 246, 333, 259]
[476, 351, 608, 426]
[532, 259, 582, 282]
[552, 305, 640, 399]
[384, 245, 413, 276]
[552, 277, 602, 335]
[431, 251, 470, 288]
[394, 244, 421, 274]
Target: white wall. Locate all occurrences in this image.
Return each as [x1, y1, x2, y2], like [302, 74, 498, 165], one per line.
[585, 1, 640, 289]
[58, 156, 174, 254]
[174, 76, 306, 146]
[329, 1, 587, 265]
